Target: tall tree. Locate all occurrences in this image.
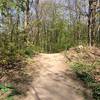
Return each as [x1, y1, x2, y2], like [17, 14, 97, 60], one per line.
[88, 0, 98, 46]
[24, 0, 30, 30]
[34, 0, 40, 45]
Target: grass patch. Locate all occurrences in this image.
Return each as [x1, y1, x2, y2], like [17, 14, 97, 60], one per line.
[71, 61, 100, 100]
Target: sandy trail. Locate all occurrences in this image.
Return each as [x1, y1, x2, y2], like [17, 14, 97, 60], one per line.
[18, 53, 93, 100]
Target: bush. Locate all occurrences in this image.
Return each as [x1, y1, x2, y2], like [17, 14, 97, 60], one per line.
[0, 83, 21, 100]
[71, 61, 100, 100]
[92, 84, 100, 100]
[23, 42, 41, 57]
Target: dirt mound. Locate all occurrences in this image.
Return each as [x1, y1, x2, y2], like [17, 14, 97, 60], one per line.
[66, 46, 100, 62]
[65, 46, 100, 83]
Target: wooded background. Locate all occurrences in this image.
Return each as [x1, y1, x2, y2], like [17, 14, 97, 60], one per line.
[0, 0, 99, 56]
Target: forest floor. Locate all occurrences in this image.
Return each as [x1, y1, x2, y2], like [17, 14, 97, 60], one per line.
[14, 52, 93, 100]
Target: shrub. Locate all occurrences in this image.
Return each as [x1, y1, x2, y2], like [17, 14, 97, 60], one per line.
[71, 61, 100, 100]
[92, 83, 100, 100]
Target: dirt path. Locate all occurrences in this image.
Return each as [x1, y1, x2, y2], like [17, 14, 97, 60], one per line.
[17, 53, 93, 100]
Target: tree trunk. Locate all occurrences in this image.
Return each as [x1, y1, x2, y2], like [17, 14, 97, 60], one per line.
[88, 0, 97, 46]
[34, 0, 40, 45]
[24, 0, 29, 30]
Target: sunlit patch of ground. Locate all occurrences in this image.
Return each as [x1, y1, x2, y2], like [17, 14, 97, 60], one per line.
[14, 53, 93, 100]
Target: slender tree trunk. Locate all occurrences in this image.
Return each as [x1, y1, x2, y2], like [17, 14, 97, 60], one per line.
[88, 0, 97, 46]
[24, 0, 29, 30]
[35, 0, 40, 45]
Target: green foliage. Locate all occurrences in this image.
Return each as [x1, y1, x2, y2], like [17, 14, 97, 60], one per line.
[71, 61, 100, 100]
[0, 83, 13, 100]
[35, 15, 88, 53]
[0, 84, 10, 93]
[92, 84, 100, 100]
[0, 83, 21, 100]
[0, 0, 25, 14]
[0, 0, 90, 54]
[23, 43, 39, 57]
[71, 62, 95, 74]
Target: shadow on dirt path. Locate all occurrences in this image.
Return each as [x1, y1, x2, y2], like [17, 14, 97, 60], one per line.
[14, 53, 93, 100]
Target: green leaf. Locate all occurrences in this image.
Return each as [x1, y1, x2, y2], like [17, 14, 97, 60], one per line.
[1, 87, 9, 93]
[9, 2, 16, 9]
[7, 84, 14, 89]
[7, 96, 13, 100]
[0, 84, 5, 89]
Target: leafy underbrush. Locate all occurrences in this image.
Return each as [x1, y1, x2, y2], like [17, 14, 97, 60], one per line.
[0, 56, 24, 100]
[0, 42, 38, 99]
[0, 83, 21, 100]
[23, 43, 42, 57]
[71, 61, 100, 100]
